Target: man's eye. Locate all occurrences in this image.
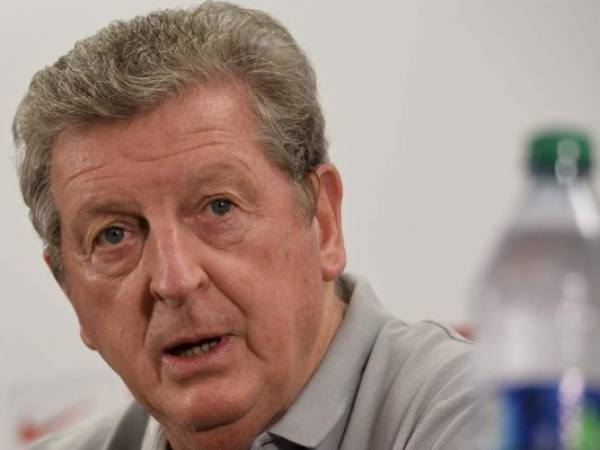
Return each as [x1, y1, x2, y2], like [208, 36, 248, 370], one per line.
[99, 227, 126, 245]
[210, 199, 233, 216]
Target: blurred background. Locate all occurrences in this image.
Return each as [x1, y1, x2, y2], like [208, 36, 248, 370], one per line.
[2, 0, 600, 447]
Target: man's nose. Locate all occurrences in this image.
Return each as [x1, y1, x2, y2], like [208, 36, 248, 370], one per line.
[146, 220, 208, 307]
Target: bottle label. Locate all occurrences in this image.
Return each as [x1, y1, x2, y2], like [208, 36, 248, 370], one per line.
[498, 384, 600, 450]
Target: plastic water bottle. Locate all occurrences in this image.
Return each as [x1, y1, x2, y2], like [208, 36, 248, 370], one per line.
[472, 130, 600, 450]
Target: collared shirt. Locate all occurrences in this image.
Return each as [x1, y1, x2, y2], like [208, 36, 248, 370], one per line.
[33, 275, 476, 450]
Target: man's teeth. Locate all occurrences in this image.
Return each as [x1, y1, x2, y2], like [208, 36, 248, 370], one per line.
[178, 339, 219, 357]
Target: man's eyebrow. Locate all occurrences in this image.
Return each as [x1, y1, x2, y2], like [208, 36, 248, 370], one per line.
[185, 161, 258, 197]
[72, 200, 141, 227]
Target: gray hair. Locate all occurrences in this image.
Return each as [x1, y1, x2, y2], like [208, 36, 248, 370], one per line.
[13, 1, 328, 279]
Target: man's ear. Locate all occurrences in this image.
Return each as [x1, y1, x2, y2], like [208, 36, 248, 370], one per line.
[311, 164, 346, 282]
[43, 247, 64, 289]
[42, 248, 97, 351]
[42, 246, 65, 286]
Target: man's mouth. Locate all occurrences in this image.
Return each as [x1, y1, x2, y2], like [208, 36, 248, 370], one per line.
[160, 334, 234, 379]
[167, 337, 223, 358]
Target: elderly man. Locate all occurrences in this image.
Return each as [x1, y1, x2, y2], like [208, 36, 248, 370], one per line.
[14, 2, 474, 450]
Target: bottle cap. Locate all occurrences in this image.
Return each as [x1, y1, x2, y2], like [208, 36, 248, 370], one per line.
[529, 131, 592, 178]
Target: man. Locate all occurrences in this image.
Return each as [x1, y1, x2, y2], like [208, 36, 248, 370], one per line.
[14, 2, 475, 449]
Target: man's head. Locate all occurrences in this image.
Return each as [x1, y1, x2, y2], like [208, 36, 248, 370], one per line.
[14, 1, 328, 281]
[14, 3, 346, 449]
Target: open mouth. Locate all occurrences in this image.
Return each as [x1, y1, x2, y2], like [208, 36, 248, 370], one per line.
[167, 337, 223, 358]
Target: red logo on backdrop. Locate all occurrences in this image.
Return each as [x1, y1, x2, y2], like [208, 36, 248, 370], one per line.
[17, 399, 91, 444]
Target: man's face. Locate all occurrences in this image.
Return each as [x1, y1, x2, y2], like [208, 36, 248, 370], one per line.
[50, 84, 345, 442]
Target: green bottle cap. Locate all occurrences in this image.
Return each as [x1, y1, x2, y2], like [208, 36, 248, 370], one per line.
[529, 130, 592, 178]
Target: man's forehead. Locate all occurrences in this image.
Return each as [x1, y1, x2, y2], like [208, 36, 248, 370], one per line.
[50, 83, 261, 183]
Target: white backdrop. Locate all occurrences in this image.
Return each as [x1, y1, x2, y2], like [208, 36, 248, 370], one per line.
[2, 0, 600, 447]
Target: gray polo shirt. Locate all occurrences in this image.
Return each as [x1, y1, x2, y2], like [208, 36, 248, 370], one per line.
[32, 275, 476, 450]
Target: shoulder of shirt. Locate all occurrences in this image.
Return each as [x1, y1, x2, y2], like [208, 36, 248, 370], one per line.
[371, 317, 471, 360]
[346, 318, 475, 449]
[29, 401, 134, 450]
[381, 318, 472, 347]
[368, 318, 473, 393]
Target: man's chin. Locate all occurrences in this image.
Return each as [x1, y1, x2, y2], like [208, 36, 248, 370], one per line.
[157, 396, 269, 450]
[150, 383, 264, 435]
[170, 404, 250, 432]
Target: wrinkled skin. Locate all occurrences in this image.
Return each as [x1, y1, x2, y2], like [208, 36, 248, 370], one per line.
[48, 83, 346, 450]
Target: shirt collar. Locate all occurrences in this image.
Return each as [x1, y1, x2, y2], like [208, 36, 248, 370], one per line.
[267, 274, 393, 448]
